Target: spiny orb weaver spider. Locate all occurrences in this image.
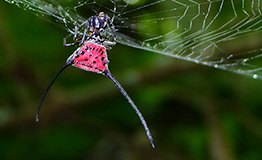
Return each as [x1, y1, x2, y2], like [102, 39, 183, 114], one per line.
[36, 12, 155, 148]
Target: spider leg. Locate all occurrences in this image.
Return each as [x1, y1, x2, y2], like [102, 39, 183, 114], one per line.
[73, 17, 80, 42]
[80, 27, 88, 46]
[106, 15, 116, 42]
[100, 28, 107, 42]
[72, 19, 88, 45]
[74, 19, 88, 38]
[106, 25, 115, 42]
[64, 18, 88, 47]
[63, 34, 79, 47]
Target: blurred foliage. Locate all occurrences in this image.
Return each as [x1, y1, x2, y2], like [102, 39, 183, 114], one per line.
[1, 1, 262, 160]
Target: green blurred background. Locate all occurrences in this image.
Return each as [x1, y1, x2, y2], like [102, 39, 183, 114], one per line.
[1, 1, 262, 160]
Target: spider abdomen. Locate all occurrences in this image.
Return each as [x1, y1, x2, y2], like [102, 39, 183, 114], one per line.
[72, 42, 108, 73]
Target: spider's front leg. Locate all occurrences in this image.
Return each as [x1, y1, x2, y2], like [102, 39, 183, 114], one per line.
[105, 15, 117, 42]
[64, 18, 91, 47]
[80, 27, 88, 46]
[75, 19, 90, 46]
[63, 34, 79, 47]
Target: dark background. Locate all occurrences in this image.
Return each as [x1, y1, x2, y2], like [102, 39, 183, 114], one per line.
[0, 1, 262, 160]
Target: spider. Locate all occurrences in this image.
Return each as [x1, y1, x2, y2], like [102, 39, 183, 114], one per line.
[64, 12, 116, 48]
[36, 12, 155, 148]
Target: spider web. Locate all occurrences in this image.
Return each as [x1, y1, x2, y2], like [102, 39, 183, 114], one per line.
[5, 0, 262, 79]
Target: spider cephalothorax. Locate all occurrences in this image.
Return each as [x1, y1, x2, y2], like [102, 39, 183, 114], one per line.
[64, 12, 116, 48]
[37, 12, 155, 148]
[88, 12, 113, 37]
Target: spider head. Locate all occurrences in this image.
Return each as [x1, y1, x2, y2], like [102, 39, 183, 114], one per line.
[98, 12, 106, 21]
